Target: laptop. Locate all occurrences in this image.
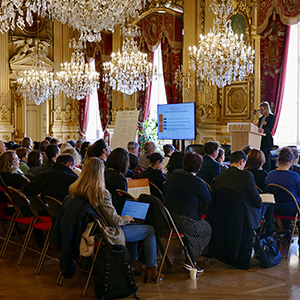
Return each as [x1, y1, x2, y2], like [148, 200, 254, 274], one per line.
[121, 200, 150, 220]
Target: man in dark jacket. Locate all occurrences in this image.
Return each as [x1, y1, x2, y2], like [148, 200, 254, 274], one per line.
[213, 150, 263, 229]
[22, 154, 78, 201]
[197, 141, 221, 186]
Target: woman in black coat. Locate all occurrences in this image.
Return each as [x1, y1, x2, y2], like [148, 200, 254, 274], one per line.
[258, 101, 275, 172]
[164, 152, 211, 273]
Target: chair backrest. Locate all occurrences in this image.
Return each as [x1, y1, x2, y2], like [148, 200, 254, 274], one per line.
[44, 195, 62, 219]
[202, 179, 212, 194]
[7, 186, 31, 217]
[115, 189, 136, 200]
[256, 185, 263, 194]
[149, 181, 164, 201]
[0, 174, 8, 189]
[163, 205, 180, 235]
[27, 195, 50, 220]
[266, 183, 300, 213]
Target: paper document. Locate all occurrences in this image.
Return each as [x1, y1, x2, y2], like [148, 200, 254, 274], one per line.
[128, 178, 150, 198]
[260, 193, 275, 204]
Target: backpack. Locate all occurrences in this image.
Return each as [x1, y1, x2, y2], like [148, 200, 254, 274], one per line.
[94, 245, 138, 300]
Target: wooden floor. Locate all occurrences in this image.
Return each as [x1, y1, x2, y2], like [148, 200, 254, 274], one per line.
[0, 234, 300, 300]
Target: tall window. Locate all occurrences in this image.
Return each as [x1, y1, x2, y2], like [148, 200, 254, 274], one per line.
[149, 43, 167, 120]
[274, 23, 300, 146]
[85, 60, 103, 142]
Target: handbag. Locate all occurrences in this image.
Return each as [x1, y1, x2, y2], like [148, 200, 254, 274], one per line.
[253, 235, 282, 268]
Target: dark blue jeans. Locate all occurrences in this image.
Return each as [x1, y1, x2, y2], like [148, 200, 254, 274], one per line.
[122, 224, 157, 267]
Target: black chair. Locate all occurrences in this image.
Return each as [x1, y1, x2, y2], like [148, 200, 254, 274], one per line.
[156, 206, 194, 283]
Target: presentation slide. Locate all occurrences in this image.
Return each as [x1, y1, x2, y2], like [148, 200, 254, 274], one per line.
[157, 103, 195, 140]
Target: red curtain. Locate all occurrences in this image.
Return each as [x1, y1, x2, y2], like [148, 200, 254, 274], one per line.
[137, 12, 183, 120]
[260, 14, 290, 135]
[78, 95, 90, 139]
[161, 36, 182, 104]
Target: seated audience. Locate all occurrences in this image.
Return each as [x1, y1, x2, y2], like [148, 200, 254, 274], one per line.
[67, 139, 76, 148]
[60, 143, 73, 152]
[245, 149, 274, 235]
[0, 150, 30, 189]
[216, 147, 228, 173]
[166, 151, 184, 180]
[290, 147, 300, 175]
[80, 141, 90, 161]
[50, 138, 60, 145]
[127, 141, 139, 170]
[105, 148, 129, 196]
[266, 147, 300, 217]
[209, 151, 263, 269]
[165, 152, 211, 273]
[138, 141, 156, 169]
[23, 154, 78, 201]
[141, 153, 166, 192]
[213, 151, 263, 229]
[245, 149, 268, 191]
[0, 140, 7, 153]
[91, 139, 110, 169]
[196, 141, 221, 186]
[16, 147, 30, 174]
[27, 150, 43, 180]
[68, 157, 163, 283]
[61, 147, 82, 176]
[241, 145, 252, 156]
[39, 139, 50, 163]
[33, 141, 40, 150]
[75, 139, 83, 153]
[21, 137, 33, 150]
[161, 144, 175, 173]
[38, 144, 60, 173]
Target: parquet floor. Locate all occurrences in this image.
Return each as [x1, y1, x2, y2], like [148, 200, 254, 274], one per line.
[0, 234, 300, 300]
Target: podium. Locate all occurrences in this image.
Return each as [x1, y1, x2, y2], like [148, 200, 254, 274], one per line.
[228, 122, 265, 152]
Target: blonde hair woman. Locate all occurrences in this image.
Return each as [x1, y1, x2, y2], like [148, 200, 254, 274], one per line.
[258, 101, 275, 171]
[69, 157, 163, 283]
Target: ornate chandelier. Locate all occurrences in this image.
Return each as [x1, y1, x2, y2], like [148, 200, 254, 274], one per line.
[17, 52, 57, 105]
[103, 25, 154, 95]
[0, 0, 145, 43]
[56, 41, 100, 100]
[188, 0, 255, 88]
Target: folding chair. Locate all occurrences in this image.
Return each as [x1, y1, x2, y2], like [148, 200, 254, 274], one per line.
[266, 183, 300, 258]
[156, 206, 194, 283]
[115, 189, 136, 200]
[202, 179, 212, 194]
[0, 187, 34, 259]
[56, 216, 104, 297]
[149, 181, 165, 201]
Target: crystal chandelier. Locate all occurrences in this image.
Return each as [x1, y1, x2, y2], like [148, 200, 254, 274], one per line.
[188, 0, 255, 88]
[17, 52, 57, 105]
[0, 0, 145, 43]
[56, 41, 100, 100]
[103, 25, 154, 95]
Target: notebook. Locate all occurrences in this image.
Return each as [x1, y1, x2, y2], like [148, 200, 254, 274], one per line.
[121, 200, 150, 220]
